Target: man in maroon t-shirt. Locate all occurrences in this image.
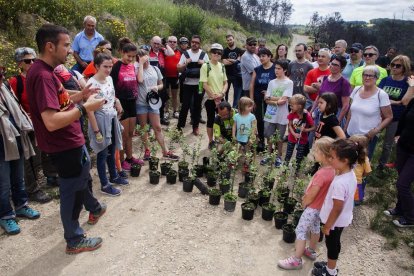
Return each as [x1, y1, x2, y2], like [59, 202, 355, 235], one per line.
[26, 24, 106, 254]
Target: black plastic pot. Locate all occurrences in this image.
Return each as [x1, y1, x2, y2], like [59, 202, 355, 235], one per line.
[292, 209, 304, 226]
[219, 182, 230, 194]
[264, 178, 275, 190]
[244, 172, 256, 183]
[166, 170, 177, 184]
[178, 161, 189, 171]
[160, 162, 172, 176]
[261, 203, 276, 221]
[238, 182, 251, 198]
[204, 165, 215, 176]
[224, 199, 237, 212]
[258, 190, 271, 206]
[193, 178, 209, 195]
[202, 156, 210, 166]
[241, 202, 255, 220]
[194, 164, 204, 177]
[183, 177, 194, 192]
[206, 174, 217, 187]
[149, 157, 159, 171]
[178, 168, 189, 182]
[282, 224, 296, 243]
[274, 211, 288, 229]
[149, 170, 160, 185]
[221, 170, 231, 180]
[247, 193, 259, 208]
[276, 187, 290, 203]
[130, 164, 141, 177]
[283, 197, 297, 214]
[208, 189, 222, 205]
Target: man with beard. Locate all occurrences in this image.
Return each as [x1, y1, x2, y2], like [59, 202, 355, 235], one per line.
[288, 43, 314, 96]
[240, 37, 260, 98]
[222, 34, 243, 107]
[342, 43, 364, 80]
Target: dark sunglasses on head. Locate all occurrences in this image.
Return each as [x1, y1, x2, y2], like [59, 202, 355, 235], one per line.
[390, 62, 402, 69]
[349, 49, 360, 54]
[23, 58, 36, 64]
[363, 53, 376, 57]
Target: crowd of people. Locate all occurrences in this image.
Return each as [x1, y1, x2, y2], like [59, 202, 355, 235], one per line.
[1, 15, 414, 275]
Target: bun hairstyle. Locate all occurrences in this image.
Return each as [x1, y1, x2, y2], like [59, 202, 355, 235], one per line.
[348, 135, 368, 164]
[332, 138, 366, 167]
[117, 37, 132, 51]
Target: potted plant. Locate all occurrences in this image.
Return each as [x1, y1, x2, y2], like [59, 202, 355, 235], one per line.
[183, 176, 194, 192]
[185, 135, 208, 195]
[238, 182, 252, 198]
[149, 170, 161, 185]
[131, 125, 148, 177]
[177, 136, 190, 171]
[221, 143, 241, 212]
[206, 171, 218, 187]
[282, 223, 296, 243]
[208, 188, 222, 205]
[261, 202, 276, 221]
[130, 163, 141, 177]
[272, 195, 288, 229]
[241, 202, 255, 220]
[166, 169, 177, 184]
[275, 165, 290, 203]
[258, 188, 271, 206]
[247, 190, 259, 209]
[148, 132, 160, 171]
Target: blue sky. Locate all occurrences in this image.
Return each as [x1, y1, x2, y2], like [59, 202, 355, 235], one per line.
[289, 0, 414, 24]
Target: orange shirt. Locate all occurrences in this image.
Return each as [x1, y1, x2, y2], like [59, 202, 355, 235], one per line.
[304, 67, 331, 101]
[164, 49, 181, 78]
[306, 166, 335, 210]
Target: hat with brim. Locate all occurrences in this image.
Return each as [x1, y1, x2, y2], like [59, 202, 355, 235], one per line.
[146, 91, 162, 110]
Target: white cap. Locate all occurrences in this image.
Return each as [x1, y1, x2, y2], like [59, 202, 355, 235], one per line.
[210, 43, 223, 51]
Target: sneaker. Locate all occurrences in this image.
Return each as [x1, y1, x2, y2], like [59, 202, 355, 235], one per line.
[15, 206, 40, 219]
[277, 256, 303, 270]
[143, 149, 151, 161]
[312, 265, 337, 276]
[163, 151, 179, 161]
[130, 157, 144, 166]
[393, 217, 414, 228]
[87, 203, 107, 225]
[304, 247, 317, 260]
[192, 128, 200, 136]
[260, 157, 269, 166]
[208, 141, 216, 150]
[173, 111, 180, 119]
[0, 219, 20, 235]
[160, 118, 170, 126]
[384, 208, 400, 217]
[29, 190, 52, 204]
[121, 160, 131, 171]
[164, 112, 170, 120]
[101, 185, 121, 196]
[65, 237, 103, 254]
[118, 170, 128, 179]
[313, 261, 327, 269]
[110, 176, 129, 186]
[275, 157, 283, 168]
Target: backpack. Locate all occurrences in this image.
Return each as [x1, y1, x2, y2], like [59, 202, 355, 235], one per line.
[198, 61, 226, 93]
[182, 50, 206, 79]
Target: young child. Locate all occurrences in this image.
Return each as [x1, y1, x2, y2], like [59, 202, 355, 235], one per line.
[87, 53, 128, 197]
[278, 137, 336, 270]
[312, 139, 361, 276]
[261, 59, 293, 167]
[314, 92, 346, 140]
[232, 97, 257, 147]
[285, 94, 315, 168]
[349, 135, 372, 205]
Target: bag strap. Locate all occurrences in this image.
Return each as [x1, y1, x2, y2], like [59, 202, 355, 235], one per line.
[15, 75, 24, 103]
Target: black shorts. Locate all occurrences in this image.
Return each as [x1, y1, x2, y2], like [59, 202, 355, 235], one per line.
[165, 77, 179, 89]
[119, 98, 137, 120]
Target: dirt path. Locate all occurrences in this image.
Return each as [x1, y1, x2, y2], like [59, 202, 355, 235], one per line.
[287, 34, 311, 60]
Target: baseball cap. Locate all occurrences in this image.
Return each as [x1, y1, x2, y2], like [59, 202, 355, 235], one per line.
[350, 43, 363, 51]
[146, 91, 162, 110]
[179, 37, 189, 44]
[246, 37, 257, 45]
[210, 43, 223, 51]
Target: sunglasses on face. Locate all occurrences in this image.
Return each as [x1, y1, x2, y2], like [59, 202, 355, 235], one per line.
[248, 43, 257, 46]
[349, 49, 360, 54]
[211, 50, 222, 55]
[22, 58, 36, 64]
[363, 53, 376, 57]
[191, 41, 200, 44]
[390, 62, 402, 69]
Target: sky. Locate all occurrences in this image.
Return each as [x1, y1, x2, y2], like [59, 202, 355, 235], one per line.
[289, 0, 414, 25]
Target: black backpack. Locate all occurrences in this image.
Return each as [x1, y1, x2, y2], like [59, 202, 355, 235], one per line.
[182, 50, 206, 79]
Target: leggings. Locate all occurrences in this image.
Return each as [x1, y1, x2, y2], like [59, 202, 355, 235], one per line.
[204, 99, 217, 128]
[325, 226, 344, 260]
[285, 141, 307, 166]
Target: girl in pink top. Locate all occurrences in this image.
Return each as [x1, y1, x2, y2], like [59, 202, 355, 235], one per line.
[278, 137, 335, 271]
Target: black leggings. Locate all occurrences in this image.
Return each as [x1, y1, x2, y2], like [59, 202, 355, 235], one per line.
[325, 226, 344, 260]
[204, 99, 217, 128]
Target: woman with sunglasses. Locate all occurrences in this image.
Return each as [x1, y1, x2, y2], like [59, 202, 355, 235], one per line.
[377, 55, 412, 170]
[0, 66, 40, 235]
[350, 45, 388, 88]
[200, 43, 228, 148]
[345, 65, 393, 160]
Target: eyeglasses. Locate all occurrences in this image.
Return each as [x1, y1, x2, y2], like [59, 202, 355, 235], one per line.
[191, 41, 200, 44]
[330, 62, 341, 67]
[168, 41, 177, 43]
[390, 62, 402, 69]
[248, 43, 257, 46]
[363, 53, 376, 57]
[22, 58, 36, 64]
[211, 50, 222, 55]
[349, 49, 360, 54]
[362, 73, 376, 79]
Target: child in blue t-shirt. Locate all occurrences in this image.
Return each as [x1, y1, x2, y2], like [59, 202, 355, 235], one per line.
[232, 97, 257, 147]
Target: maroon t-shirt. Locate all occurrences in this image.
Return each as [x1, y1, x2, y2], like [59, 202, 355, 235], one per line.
[26, 60, 84, 153]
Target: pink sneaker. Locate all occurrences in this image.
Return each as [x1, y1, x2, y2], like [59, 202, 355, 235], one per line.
[143, 149, 151, 161]
[121, 160, 131, 171]
[304, 247, 317, 260]
[277, 256, 302, 270]
[130, 157, 144, 166]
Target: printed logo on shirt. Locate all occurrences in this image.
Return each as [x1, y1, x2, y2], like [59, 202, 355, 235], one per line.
[258, 72, 271, 84]
[57, 84, 72, 111]
[315, 121, 325, 139]
[382, 85, 402, 99]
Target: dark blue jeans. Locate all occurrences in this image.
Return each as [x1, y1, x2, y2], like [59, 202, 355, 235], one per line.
[394, 145, 414, 223]
[226, 76, 243, 108]
[55, 146, 101, 247]
[96, 124, 117, 188]
[0, 155, 28, 219]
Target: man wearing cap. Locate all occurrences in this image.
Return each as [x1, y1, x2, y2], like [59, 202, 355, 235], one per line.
[222, 34, 243, 108]
[241, 37, 260, 98]
[164, 36, 182, 119]
[177, 35, 209, 136]
[342, 43, 365, 80]
[149, 36, 174, 125]
[71, 16, 104, 73]
[200, 43, 228, 148]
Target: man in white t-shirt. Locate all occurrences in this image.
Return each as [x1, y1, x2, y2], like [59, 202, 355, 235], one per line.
[176, 35, 209, 136]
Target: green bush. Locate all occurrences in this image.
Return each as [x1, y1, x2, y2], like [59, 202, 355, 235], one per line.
[169, 4, 206, 39]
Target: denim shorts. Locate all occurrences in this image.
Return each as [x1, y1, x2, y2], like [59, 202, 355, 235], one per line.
[136, 104, 159, 115]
